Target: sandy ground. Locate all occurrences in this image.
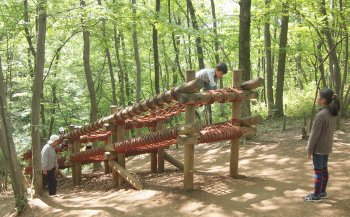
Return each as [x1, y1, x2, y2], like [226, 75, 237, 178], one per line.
[1, 119, 350, 217]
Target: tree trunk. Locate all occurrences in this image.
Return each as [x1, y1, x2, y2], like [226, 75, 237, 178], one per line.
[186, 0, 205, 69]
[120, 33, 131, 105]
[153, 0, 161, 94]
[80, 0, 98, 123]
[1, 55, 27, 212]
[132, 0, 142, 103]
[239, 0, 252, 117]
[274, 3, 289, 117]
[23, 0, 36, 58]
[48, 53, 60, 136]
[168, 0, 184, 82]
[210, 0, 220, 64]
[99, 0, 117, 107]
[264, 0, 274, 117]
[316, 42, 327, 88]
[31, 0, 48, 197]
[319, 0, 341, 96]
[113, 28, 125, 107]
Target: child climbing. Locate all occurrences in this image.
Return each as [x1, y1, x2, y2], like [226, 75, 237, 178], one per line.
[195, 62, 228, 90]
[303, 88, 340, 202]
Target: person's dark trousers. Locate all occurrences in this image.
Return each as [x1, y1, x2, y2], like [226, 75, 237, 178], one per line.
[42, 167, 57, 195]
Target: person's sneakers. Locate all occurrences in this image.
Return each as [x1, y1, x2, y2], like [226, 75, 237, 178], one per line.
[319, 192, 328, 199]
[303, 193, 322, 202]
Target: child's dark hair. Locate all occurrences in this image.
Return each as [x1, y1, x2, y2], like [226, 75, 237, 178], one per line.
[320, 88, 340, 116]
[216, 62, 228, 74]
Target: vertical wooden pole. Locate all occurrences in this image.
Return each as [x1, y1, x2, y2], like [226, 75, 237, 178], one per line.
[110, 105, 119, 187]
[75, 139, 81, 185]
[184, 70, 196, 190]
[156, 121, 165, 172]
[116, 107, 126, 185]
[230, 69, 242, 178]
[150, 125, 158, 173]
[70, 125, 76, 185]
[103, 138, 110, 174]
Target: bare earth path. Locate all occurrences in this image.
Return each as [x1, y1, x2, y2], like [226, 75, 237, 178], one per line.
[1, 120, 350, 217]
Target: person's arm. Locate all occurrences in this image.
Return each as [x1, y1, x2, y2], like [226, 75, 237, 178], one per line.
[55, 154, 58, 171]
[306, 113, 324, 155]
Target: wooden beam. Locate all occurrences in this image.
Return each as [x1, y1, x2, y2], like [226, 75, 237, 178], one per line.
[178, 90, 258, 105]
[230, 70, 242, 178]
[241, 126, 257, 137]
[108, 160, 143, 190]
[164, 152, 184, 171]
[239, 115, 263, 126]
[241, 77, 264, 90]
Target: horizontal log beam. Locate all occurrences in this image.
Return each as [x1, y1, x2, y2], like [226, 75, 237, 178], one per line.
[108, 160, 143, 190]
[238, 115, 263, 126]
[241, 77, 264, 90]
[178, 90, 258, 105]
[102, 78, 204, 123]
[241, 126, 257, 137]
[164, 152, 184, 171]
[64, 79, 204, 139]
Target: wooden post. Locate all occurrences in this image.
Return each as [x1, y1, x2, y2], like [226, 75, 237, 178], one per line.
[103, 138, 110, 174]
[70, 125, 76, 185]
[110, 105, 119, 187]
[149, 125, 158, 173]
[73, 126, 82, 185]
[156, 121, 165, 172]
[230, 69, 242, 178]
[183, 70, 197, 190]
[116, 107, 126, 185]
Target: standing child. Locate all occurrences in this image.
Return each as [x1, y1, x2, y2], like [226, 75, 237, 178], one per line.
[303, 88, 340, 202]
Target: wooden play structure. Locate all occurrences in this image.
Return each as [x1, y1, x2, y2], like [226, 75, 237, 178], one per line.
[23, 70, 263, 190]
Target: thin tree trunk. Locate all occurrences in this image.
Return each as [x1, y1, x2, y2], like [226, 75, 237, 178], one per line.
[31, 0, 47, 197]
[185, 9, 193, 70]
[132, 0, 142, 103]
[113, 28, 125, 107]
[319, 0, 341, 96]
[106, 48, 118, 105]
[186, 0, 205, 69]
[153, 0, 161, 94]
[1, 55, 27, 212]
[239, 0, 252, 117]
[120, 33, 131, 105]
[317, 42, 327, 88]
[48, 53, 60, 136]
[97, 0, 117, 106]
[23, 0, 36, 58]
[274, 2, 289, 117]
[169, 0, 185, 82]
[210, 0, 220, 64]
[80, 0, 98, 122]
[81, 0, 99, 169]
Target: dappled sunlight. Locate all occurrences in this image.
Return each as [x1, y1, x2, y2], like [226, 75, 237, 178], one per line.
[231, 193, 257, 202]
[17, 124, 350, 217]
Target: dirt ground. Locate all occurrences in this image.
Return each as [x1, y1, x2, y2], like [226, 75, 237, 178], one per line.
[1, 119, 350, 217]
